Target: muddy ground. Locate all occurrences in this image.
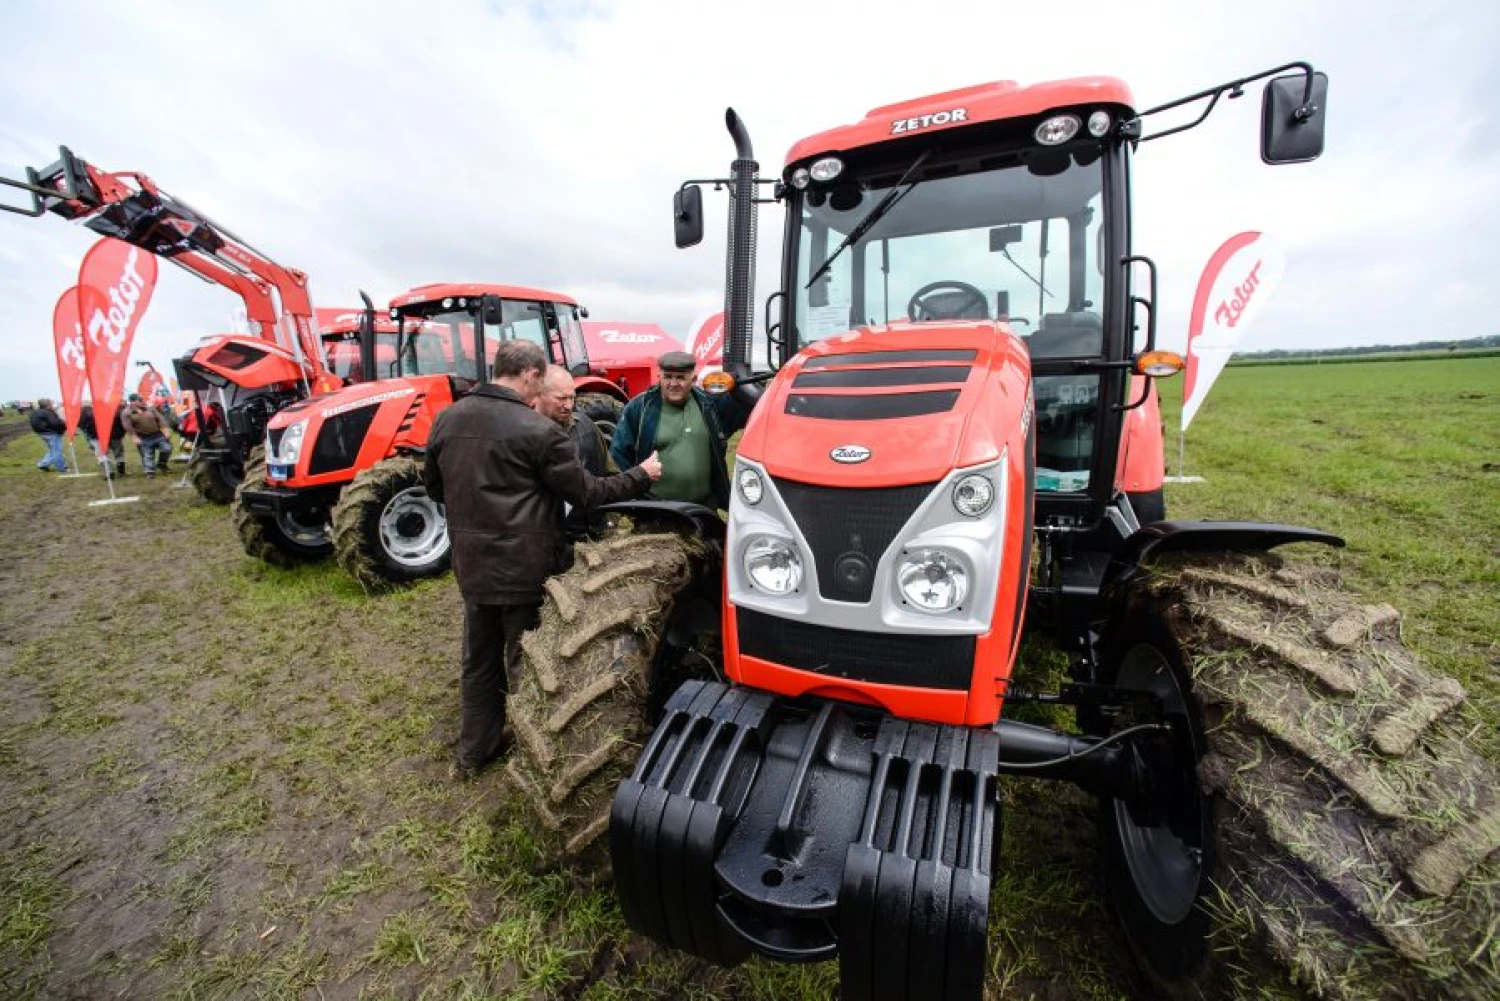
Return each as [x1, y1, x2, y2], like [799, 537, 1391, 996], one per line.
[0, 427, 1165, 1000]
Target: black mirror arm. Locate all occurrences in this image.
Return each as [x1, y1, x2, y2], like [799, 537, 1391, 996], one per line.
[1125, 61, 1316, 143]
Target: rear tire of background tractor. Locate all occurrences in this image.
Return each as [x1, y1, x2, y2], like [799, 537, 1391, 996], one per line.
[506, 531, 700, 870]
[232, 447, 333, 568]
[576, 393, 625, 442]
[330, 457, 450, 591]
[188, 448, 240, 505]
[1097, 551, 1498, 1001]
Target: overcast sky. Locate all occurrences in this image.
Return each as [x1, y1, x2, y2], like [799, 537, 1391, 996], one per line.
[2, 0, 1496, 402]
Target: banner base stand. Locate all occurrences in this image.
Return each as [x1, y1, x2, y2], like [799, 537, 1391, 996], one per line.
[1164, 475, 1206, 484]
[88, 495, 141, 507]
[57, 472, 95, 479]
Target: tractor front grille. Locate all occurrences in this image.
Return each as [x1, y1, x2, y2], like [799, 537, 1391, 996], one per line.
[736, 608, 974, 690]
[773, 477, 933, 603]
[308, 407, 378, 476]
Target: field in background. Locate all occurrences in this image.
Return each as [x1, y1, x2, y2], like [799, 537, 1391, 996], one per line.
[1, 354, 1496, 1000]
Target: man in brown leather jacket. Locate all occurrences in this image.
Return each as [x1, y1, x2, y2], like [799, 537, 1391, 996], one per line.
[425, 340, 661, 778]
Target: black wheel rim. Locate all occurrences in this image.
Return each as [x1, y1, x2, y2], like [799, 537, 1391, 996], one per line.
[1112, 642, 1205, 925]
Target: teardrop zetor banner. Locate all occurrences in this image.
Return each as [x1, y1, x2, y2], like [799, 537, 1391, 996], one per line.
[78, 238, 158, 452]
[685, 311, 725, 374]
[1182, 231, 1285, 430]
[51, 286, 87, 439]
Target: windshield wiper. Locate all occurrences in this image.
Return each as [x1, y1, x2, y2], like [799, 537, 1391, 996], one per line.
[805, 148, 933, 289]
[1000, 246, 1054, 300]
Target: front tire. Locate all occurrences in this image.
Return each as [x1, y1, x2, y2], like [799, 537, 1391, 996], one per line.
[330, 457, 450, 590]
[506, 531, 704, 868]
[188, 446, 241, 505]
[232, 447, 333, 567]
[1097, 552, 1499, 1000]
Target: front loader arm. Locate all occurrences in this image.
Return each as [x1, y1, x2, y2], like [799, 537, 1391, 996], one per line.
[1, 145, 329, 382]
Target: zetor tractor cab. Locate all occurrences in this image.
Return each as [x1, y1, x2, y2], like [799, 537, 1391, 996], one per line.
[236, 284, 627, 588]
[507, 62, 1498, 1001]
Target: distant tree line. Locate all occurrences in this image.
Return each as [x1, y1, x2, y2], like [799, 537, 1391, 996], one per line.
[1231, 334, 1500, 364]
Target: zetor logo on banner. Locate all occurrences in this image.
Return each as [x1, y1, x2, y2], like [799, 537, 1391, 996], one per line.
[77, 238, 159, 450]
[1181, 231, 1285, 431]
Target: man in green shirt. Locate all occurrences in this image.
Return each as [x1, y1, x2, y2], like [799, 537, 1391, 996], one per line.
[611, 351, 747, 509]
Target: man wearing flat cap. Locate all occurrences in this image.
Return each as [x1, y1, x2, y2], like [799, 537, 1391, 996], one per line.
[610, 350, 748, 509]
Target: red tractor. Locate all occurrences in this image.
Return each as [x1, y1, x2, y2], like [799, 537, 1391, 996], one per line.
[1, 146, 348, 504]
[506, 64, 1498, 999]
[236, 283, 631, 587]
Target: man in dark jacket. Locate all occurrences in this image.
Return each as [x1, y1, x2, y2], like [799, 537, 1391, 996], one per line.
[77, 404, 127, 475]
[610, 350, 747, 509]
[534, 365, 611, 541]
[29, 399, 68, 472]
[425, 341, 662, 777]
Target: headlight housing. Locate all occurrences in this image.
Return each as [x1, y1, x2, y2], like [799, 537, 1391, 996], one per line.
[951, 474, 994, 517]
[737, 466, 764, 505]
[897, 548, 969, 613]
[744, 536, 802, 595]
[278, 419, 308, 465]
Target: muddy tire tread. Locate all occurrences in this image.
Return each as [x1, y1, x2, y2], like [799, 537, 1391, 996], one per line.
[507, 532, 696, 867]
[1137, 552, 1498, 1000]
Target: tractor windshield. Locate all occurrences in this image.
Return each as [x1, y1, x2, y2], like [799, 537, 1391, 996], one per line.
[322, 332, 398, 384]
[790, 149, 1109, 493]
[395, 307, 475, 381]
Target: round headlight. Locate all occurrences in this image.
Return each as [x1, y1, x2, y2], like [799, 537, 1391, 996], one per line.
[790, 167, 811, 189]
[952, 474, 994, 517]
[737, 467, 764, 505]
[1087, 110, 1112, 137]
[897, 549, 968, 613]
[388, 308, 400, 320]
[1034, 114, 1081, 146]
[745, 537, 802, 595]
[441, 298, 454, 309]
[809, 157, 844, 182]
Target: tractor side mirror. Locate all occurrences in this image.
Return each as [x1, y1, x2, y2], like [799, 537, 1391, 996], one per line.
[1261, 71, 1329, 165]
[674, 185, 704, 248]
[480, 294, 504, 326]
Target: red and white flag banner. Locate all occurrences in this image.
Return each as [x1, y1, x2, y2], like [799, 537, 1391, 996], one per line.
[137, 368, 165, 402]
[51, 287, 87, 439]
[78, 238, 158, 452]
[685, 311, 725, 375]
[1182, 231, 1285, 430]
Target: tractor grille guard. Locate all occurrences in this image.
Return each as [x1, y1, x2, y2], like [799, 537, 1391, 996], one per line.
[611, 679, 999, 995]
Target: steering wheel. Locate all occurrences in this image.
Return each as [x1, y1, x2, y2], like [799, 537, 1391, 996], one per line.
[907, 280, 991, 322]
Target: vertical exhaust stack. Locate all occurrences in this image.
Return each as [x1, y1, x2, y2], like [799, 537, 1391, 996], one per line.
[722, 109, 757, 388]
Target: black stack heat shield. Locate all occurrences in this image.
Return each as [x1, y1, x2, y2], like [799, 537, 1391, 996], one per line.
[610, 679, 1000, 999]
[722, 109, 756, 382]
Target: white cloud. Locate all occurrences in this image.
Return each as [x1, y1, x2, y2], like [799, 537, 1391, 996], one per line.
[1, 0, 1496, 399]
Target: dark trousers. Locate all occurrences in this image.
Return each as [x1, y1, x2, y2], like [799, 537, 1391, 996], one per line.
[459, 601, 539, 769]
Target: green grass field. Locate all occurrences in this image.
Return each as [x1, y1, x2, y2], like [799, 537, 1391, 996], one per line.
[0, 356, 1496, 1000]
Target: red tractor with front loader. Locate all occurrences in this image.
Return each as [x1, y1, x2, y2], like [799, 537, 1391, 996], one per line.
[0, 146, 349, 504]
[505, 64, 1498, 1000]
[235, 283, 631, 588]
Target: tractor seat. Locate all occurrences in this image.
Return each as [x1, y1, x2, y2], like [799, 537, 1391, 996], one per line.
[1026, 311, 1103, 358]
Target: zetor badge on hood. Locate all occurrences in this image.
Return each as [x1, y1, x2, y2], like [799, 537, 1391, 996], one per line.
[830, 445, 872, 463]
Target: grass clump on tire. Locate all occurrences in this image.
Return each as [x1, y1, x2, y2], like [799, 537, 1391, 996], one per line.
[232, 446, 332, 567]
[331, 456, 450, 592]
[1102, 551, 1498, 1001]
[507, 531, 700, 869]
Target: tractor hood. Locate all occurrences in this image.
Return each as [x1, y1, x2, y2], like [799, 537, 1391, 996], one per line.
[736, 322, 1032, 487]
[176, 335, 310, 391]
[267, 379, 418, 430]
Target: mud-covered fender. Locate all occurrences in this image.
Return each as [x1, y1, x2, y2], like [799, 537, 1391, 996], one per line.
[1101, 520, 1344, 595]
[598, 499, 724, 543]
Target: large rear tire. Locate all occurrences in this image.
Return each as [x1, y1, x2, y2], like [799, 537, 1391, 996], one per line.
[1098, 551, 1498, 1000]
[576, 393, 624, 442]
[188, 447, 241, 505]
[506, 531, 704, 868]
[330, 456, 449, 590]
[232, 447, 333, 567]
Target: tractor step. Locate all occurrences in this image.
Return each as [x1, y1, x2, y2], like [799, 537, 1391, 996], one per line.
[610, 680, 1001, 1000]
